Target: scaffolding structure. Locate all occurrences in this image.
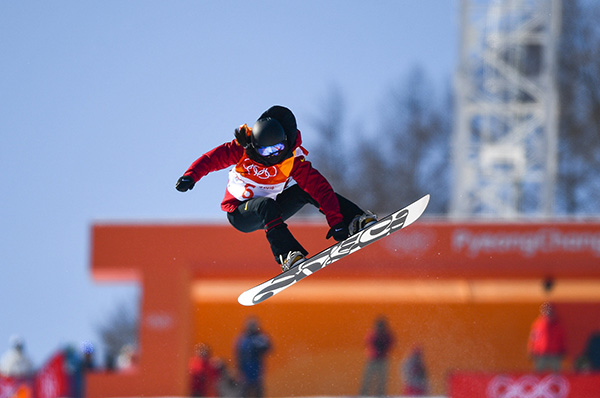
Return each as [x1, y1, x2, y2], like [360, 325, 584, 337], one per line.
[450, 0, 561, 218]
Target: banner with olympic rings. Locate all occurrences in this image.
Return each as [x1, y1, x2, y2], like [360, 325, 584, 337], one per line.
[450, 372, 600, 398]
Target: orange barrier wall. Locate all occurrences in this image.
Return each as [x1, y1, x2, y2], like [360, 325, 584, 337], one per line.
[88, 220, 600, 397]
[191, 298, 600, 396]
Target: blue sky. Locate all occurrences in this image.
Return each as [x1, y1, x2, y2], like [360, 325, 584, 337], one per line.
[0, 1, 457, 367]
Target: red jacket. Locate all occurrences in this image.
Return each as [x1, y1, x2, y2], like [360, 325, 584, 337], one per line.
[527, 315, 566, 356]
[183, 131, 344, 227]
[188, 357, 220, 397]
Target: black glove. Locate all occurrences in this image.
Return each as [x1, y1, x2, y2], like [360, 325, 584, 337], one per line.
[326, 222, 349, 241]
[176, 176, 195, 192]
[234, 124, 251, 148]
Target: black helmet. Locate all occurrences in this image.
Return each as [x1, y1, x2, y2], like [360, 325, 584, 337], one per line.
[251, 117, 288, 164]
[259, 105, 298, 148]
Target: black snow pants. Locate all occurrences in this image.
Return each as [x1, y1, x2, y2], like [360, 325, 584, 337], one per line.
[226, 184, 364, 263]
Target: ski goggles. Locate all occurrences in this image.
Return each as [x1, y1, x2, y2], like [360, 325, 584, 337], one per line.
[256, 142, 286, 157]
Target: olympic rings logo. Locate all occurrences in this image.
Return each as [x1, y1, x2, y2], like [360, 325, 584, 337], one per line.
[242, 158, 278, 179]
[487, 374, 570, 398]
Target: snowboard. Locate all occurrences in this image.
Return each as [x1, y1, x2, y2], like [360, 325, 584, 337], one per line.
[238, 194, 430, 306]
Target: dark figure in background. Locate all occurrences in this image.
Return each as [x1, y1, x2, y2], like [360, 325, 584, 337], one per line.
[81, 341, 96, 371]
[360, 316, 395, 397]
[574, 331, 600, 373]
[584, 332, 600, 370]
[401, 346, 429, 396]
[235, 317, 272, 398]
[64, 345, 84, 398]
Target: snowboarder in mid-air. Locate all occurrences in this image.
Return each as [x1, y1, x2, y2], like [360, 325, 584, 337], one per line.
[176, 105, 376, 272]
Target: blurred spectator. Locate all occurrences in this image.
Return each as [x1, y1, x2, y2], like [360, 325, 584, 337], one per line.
[188, 343, 220, 397]
[64, 344, 84, 398]
[81, 341, 96, 371]
[235, 317, 272, 398]
[401, 346, 429, 396]
[527, 302, 566, 372]
[116, 344, 138, 371]
[0, 335, 34, 378]
[574, 331, 600, 373]
[213, 358, 240, 397]
[104, 350, 116, 371]
[359, 316, 395, 397]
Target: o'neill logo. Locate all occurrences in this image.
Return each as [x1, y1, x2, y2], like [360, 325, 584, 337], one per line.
[487, 374, 570, 398]
[242, 158, 278, 179]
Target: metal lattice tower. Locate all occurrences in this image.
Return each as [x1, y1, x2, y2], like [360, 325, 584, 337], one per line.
[450, 0, 561, 218]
